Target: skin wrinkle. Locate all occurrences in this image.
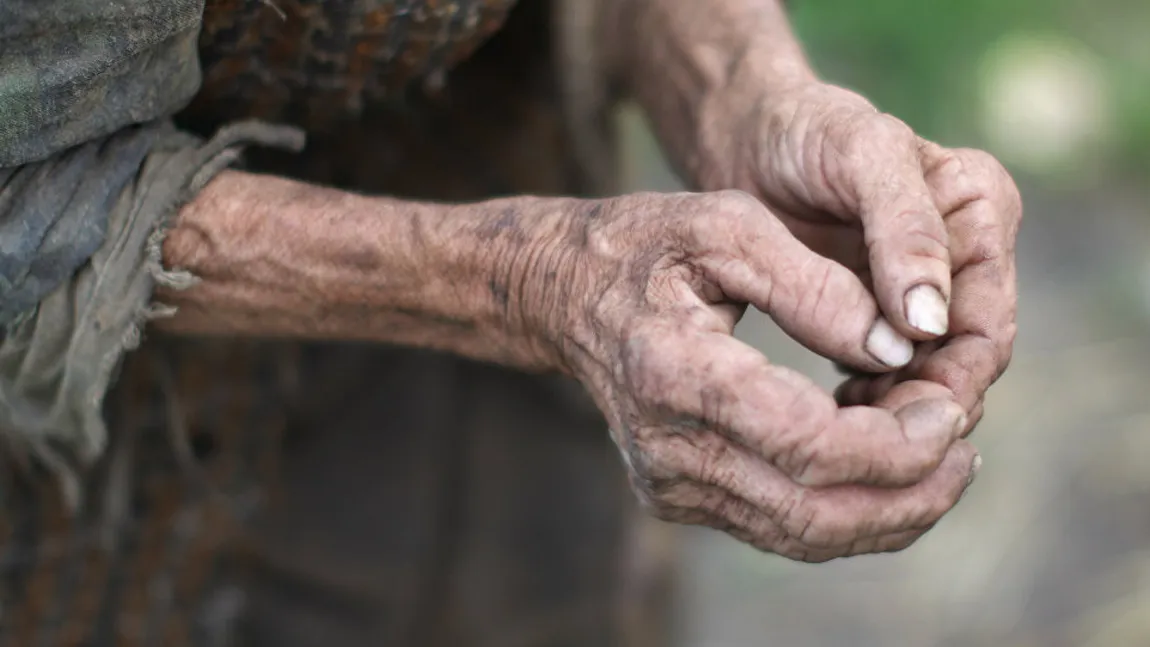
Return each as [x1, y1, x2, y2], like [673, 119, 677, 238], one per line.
[784, 427, 826, 487]
[161, 173, 570, 371]
[147, 0, 1018, 563]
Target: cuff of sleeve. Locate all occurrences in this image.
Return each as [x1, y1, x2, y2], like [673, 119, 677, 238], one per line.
[0, 119, 304, 502]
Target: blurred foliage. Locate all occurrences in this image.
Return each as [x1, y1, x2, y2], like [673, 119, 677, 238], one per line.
[790, 0, 1150, 186]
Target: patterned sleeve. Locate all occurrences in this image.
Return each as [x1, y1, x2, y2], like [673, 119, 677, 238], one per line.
[0, 0, 304, 484]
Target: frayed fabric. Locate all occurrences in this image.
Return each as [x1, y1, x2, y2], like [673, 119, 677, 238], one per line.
[0, 119, 304, 508]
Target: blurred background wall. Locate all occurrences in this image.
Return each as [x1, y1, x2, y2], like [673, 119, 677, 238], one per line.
[616, 2, 1150, 645]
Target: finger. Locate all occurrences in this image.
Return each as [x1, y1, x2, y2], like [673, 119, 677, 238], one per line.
[727, 513, 930, 563]
[628, 325, 967, 488]
[792, 399, 968, 488]
[669, 490, 930, 563]
[833, 371, 988, 448]
[869, 386, 987, 438]
[964, 400, 985, 437]
[874, 379, 960, 411]
[834, 340, 944, 406]
[648, 430, 979, 549]
[766, 440, 978, 548]
[918, 146, 1021, 410]
[857, 269, 1011, 414]
[749, 526, 929, 563]
[824, 115, 954, 340]
[686, 190, 914, 371]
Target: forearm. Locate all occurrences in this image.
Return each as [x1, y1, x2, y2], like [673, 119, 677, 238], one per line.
[156, 170, 575, 373]
[607, 0, 816, 188]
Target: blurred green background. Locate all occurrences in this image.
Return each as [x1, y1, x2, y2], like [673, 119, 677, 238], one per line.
[790, 0, 1150, 186]
[617, 1, 1150, 646]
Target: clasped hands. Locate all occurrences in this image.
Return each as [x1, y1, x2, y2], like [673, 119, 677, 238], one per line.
[519, 80, 1021, 562]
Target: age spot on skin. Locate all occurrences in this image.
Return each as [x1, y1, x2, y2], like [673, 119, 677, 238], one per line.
[475, 206, 525, 242]
[489, 278, 510, 310]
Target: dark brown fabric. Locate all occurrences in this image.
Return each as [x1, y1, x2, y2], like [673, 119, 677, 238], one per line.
[0, 339, 293, 647]
[186, 0, 518, 133]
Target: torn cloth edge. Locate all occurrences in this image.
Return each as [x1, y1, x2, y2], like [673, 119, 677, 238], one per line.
[0, 119, 305, 508]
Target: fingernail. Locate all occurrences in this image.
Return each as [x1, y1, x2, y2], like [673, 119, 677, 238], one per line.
[905, 285, 949, 336]
[958, 453, 981, 502]
[865, 318, 914, 367]
[967, 454, 982, 488]
[897, 399, 964, 440]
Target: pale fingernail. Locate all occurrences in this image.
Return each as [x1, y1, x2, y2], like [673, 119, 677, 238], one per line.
[905, 285, 949, 336]
[958, 453, 981, 502]
[865, 318, 914, 367]
[967, 453, 982, 488]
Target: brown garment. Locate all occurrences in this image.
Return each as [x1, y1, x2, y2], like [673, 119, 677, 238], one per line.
[0, 2, 676, 646]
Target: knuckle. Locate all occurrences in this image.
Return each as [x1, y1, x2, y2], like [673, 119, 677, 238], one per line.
[996, 322, 1018, 376]
[680, 190, 764, 252]
[871, 220, 952, 267]
[620, 327, 680, 410]
[833, 113, 876, 161]
[928, 148, 966, 183]
[837, 112, 916, 163]
[711, 188, 764, 216]
[923, 349, 982, 401]
[957, 148, 1011, 188]
[624, 442, 663, 484]
[872, 113, 918, 143]
[962, 213, 1007, 264]
[773, 393, 838, 481]
[952, 149, 1024, 226]
[643, 477, 697, 514]
[783, 425, 833, 486]
[628, 428, 691, 482]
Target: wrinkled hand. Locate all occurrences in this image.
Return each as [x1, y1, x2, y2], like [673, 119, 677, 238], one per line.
[703, 81, 1022, 429]
[544, 191, 980, 562]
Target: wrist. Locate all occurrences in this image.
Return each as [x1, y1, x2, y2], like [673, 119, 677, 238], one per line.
[614, 0, 818, 191]
[692, 68, 821, 193]
[441, 195, 590, 375]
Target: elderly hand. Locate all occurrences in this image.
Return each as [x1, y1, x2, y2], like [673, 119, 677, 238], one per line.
[539, 190, 980, 562]
[699, 80, 1022, 432]
[159, 156, 986, 563]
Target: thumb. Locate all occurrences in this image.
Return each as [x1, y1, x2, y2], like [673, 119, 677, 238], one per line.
[687, 192, 916, 372]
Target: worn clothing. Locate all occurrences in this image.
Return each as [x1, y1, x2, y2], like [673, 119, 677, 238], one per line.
[0, 1, 672, 646]
[0, 121, 304, 488]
